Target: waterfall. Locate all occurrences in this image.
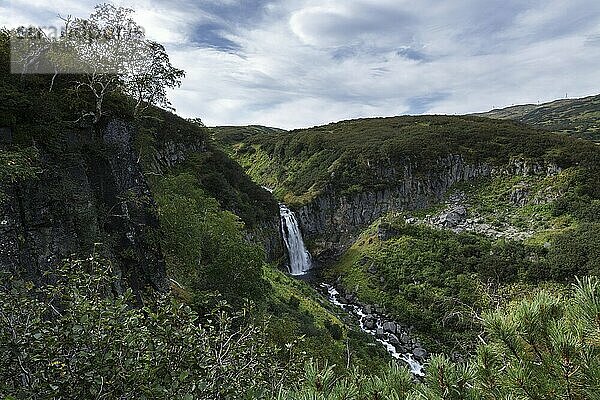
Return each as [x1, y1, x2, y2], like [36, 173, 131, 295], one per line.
[279, 204, 312, 276]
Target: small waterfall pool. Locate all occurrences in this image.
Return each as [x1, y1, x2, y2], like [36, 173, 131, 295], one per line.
[279, 204, 312, 276]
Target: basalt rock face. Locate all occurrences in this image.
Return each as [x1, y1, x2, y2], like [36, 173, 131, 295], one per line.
[1, 117, 283, 291]
[296, 155, 559, 263]
[100, 120, 170, 293]
[245, 215, 284, 262]
[0, 120, 170, 293]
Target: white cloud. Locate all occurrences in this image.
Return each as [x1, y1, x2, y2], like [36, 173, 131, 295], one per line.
[4, 0, 600, 129]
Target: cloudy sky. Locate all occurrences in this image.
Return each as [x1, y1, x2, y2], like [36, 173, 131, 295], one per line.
[3, 0, 600, 129]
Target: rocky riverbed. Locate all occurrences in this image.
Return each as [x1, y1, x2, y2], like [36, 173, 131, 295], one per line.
[320, 283, 427, 376]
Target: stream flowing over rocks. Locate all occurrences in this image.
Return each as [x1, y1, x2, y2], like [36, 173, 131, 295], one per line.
[321, 283, 426, 376]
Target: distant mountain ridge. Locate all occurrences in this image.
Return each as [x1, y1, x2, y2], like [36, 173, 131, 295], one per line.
[473, 94, 600, 141]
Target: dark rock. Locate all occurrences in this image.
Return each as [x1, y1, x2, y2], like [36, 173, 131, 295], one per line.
[388, 334, 400, 346]
[377, 222, 399, 241]
[413, 347, 428, 360]
[363, 318, 375, 330]
[509, 184, 529, 206]
[0, 127, 12, 144]
[395, 345, 409, 354]
[0, 119, 179, 294]
[376, 328, 385, 338]
[438, 206, 467, 227]
[383, 321, 396, 334]
[362, 304, 372, 315]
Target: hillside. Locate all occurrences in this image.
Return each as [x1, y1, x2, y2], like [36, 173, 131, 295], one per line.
[214, 116, 599, 204]
[216, 115, 600, 355]
[215, 116, 600, 256]
[3, 8, 600, 397]
[0, 28, 398, 397]
[474, 94, 600, 141]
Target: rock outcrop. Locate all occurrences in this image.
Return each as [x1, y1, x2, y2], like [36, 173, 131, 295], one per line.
[0, 120, 171, 293]
[1, 117, 284, 291]
[297, 155, 559, 263]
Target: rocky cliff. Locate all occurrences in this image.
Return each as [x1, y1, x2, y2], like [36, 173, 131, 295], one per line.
[296, 154, 560, 263]
[0, 114, 285, 291]
[0, 120, 171, 293]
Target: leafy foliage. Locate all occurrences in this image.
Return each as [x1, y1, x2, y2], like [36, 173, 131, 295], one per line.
[0, 258, 302, 399]
[11, 4, 184, 122]
[154, 173, 268, 303]
[283, 277, 600, 399]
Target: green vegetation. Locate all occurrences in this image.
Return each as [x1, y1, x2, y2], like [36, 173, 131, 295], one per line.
[475, 94, 600, 141]
[151, 171, 392, 373]
[153, 173, 268, 302]
[214, 118, 600, 358]
[3, 5, 600, 398]
[4, 262, 599, 399]
[0, 146, 40, 202]
[215, 116, 600, 206]
[281, 277, 600, 399]
[327, 165, 600, 354]
[0, 259, 303, 399]
[328, 216, 561, 354]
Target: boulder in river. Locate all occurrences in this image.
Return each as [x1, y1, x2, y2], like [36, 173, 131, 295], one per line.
[413, 347, 428, 360]
[383, 321, 396, 334]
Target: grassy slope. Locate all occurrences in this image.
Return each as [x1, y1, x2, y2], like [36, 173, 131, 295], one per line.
[0, 55, 391, 375]
[215, 115, 600, 357]
[474, 94, 600, 141]
[214, 115, 600, 207]
[326, 167, 600, 355]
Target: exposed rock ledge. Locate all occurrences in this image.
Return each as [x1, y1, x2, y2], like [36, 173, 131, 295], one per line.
[296, 155, 560, 263]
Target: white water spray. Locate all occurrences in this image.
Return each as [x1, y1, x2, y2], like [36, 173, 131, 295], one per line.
[279, 204, 312, 276]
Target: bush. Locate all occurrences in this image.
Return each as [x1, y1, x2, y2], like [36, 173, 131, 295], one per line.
[0, 258, 302, 399]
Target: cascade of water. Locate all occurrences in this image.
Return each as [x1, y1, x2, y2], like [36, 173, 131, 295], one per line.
[279, 204, 312, 276]
[321, 283, 425, 376]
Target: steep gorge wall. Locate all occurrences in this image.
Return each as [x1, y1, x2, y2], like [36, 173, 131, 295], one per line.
[0, 120, 171, 292]
[296, 155, 559, 263]
[0, 118, 284, 291]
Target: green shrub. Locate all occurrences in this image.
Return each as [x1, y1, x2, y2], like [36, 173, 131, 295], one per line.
[0, 258, 302, 399]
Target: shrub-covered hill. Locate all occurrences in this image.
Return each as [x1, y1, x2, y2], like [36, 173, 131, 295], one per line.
[215, 114, 600, 357]
[0, 27, 280, 288]
[0, 25, 396, 392]
[474, 94, 600, 141]
[214, 115, 600, 207]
